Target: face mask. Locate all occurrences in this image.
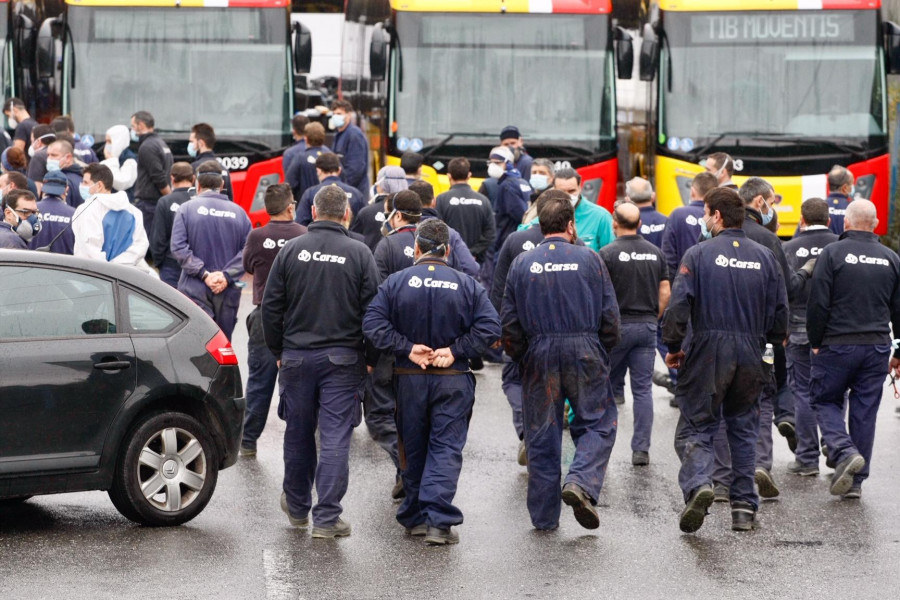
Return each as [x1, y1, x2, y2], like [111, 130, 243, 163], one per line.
[104, 143, 112, 157]
[569, 194, 580, 207]
[28, 145, 35, 158]
[380, 209, 397, 237]
[699, 216, 713, 240]
[329, 114, 346, 130]
[46, 159, 61, 172]
[79, 184, 92, 199]
[487, 163, 505, 179]
[529, 174, 549, 191]
[187, 142, 197, 158]
[7, 117, 17, 129]
[130, 129, 140, 143]
[760, 201, 774, 226]
[12, 212, 41, 242]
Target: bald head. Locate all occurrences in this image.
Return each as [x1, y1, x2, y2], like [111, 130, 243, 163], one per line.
[613, 201, 641, 234]
[625, 177, 654, 205]
[845, 199, 877, 232]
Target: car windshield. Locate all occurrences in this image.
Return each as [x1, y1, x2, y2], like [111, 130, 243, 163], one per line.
[392, 13, 615, 153]
[659, 10, 885, 145]
[64, 6, 291, 148]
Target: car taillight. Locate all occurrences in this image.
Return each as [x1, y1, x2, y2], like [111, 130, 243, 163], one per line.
[206, 330, 238, 365]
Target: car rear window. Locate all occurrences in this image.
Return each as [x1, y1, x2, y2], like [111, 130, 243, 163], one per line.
[124, 288, 181, 334]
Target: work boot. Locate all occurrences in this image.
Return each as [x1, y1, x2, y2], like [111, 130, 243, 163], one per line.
[669, 397, 679, 408]
[830, 453, 865, 496]
[755, 467, 780, 499]
[731, 501, 757, 532]
[517, 440, 527, 466]
[405, 523, 427, 536]
[311, 518, 352, 539]
[843, 486, 862, 500]
[776, 421, 798, 454]
[614, 394, 625, 405]
[280, 492, 309, 528]
[652, 371, 677, 394]
[787, 461, 819, 476]
[561, 482, 600, 530]
[424, 526, 459, 545]
[469, 357, 484, 371]
[632, 451, 650, 466]
[713, 484, 730, 503]
[679, 484, 714, 533]
[239, 445, 257, 458]
[391, 475, 406, 500]
[820, 437, 829, 458]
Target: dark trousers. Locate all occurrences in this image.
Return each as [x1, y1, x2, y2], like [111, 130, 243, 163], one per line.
[242, 307, 279, 449]
[185, 285, 242, 340]
[395, 373, 475, 530]
[656, 320, 678, 384]
[609, 321, 657, 452]
[521, 335, 617, 530]
[135, 199, 157, 241]
[674, 334, 764, 508]
[158, 258, 181, 289]
[280, 347, 364, 526]
[810, 344, 890, 486]
[501, 362, 524, 440]
[786, 342, 820, 467]
[364, 353, 400, 471]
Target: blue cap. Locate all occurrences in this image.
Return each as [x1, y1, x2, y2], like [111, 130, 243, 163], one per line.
[42, 170, 68, 197]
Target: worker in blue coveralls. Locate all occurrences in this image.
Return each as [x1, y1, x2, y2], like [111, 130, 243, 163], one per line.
[363, 218, 500, 546]
[807, 199, 900, 499]
[170, 160, 251, 340]
[501, 194, 620, 531]
[663, 187, 787, 534]
[262, 185, 379, 540]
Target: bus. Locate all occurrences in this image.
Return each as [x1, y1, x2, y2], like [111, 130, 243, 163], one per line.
[37, 0, 311, 227]
[341, 0, 632, 211]
[639, 0, 900, 236]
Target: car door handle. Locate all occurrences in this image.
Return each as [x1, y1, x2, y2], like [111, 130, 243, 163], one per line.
[93, 360, 131, 371]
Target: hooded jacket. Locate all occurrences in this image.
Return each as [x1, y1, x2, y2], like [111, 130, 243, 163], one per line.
[100, 125, 138, 200]
[72, 190, 155, 275]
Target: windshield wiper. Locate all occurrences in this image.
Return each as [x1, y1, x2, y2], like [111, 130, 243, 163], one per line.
[687, 131, 772, 162]
[422, 132, 496, 160]
[750, 134, 869, 160]
[154, 131, 273, 153]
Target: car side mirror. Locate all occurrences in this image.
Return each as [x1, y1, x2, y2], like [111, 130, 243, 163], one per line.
[370, 22, 389, 81]
[615, 27, 634, 80]
[884, 21, 900, 75]
[292, 21, 312, 75]
[639, 23, 658, 82]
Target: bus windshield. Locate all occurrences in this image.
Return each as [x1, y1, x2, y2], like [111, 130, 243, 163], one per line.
[65, 7, 291, 148]
[392, 13, 615, 154]
[660, 10, 885, 147]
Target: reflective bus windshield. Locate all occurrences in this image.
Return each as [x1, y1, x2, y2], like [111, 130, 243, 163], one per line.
[65, 7, 291, 148]
[393, 13, 614, 153]
[660, 10, 885, 145]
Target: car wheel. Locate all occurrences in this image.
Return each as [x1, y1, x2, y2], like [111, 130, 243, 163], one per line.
[109, 412, 219, 526]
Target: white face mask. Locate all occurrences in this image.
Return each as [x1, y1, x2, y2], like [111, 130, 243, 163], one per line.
[569, 194, 580, 206]
[7, 117, 17, 129]
[487, 163, 505, 179]
[27, 144, 35, 158]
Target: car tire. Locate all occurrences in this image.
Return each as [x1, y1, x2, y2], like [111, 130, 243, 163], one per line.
[108, 411, 219, 526]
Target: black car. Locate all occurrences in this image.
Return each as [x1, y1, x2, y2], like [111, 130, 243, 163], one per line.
[0, 250, 245, 526]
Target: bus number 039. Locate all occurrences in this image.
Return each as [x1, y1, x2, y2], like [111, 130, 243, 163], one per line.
[217, 156, 249, 171]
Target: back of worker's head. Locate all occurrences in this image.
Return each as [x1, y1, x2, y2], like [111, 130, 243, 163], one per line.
[196, 160, 224, 191]
[400, 152, 424, 177]
[265, 183, 294, 216]
[538, 194, 575, 236]
[316, 152, 341, 175]
[448, 158, 470, 182]
[845, 198, 877, 232]
[704, 187, 744, 228]
[376, 166, 408, 194]
[408, 180, 434, 207]
[691, 172, 718, 200]
[391, 190, 423, 224]
[305, 122, 326, 147]
[827, 165, 854, 193]
[625, 177, 653, 204]
[171, 161, 195, 185]
[613, 200, 641, 232]
[415, 218, 450, 258]
[800, 197, 829, 227]
[313, 184, 349, 221]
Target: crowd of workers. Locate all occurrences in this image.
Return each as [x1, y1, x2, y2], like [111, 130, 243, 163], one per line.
[2, 97, 899, 544]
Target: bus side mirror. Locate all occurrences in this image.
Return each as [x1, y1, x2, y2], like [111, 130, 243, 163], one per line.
[615, 27, 634, 80]
[292, 21, 312, 75]
[370, 22, 389, 81]
[36, 17, 61, 80]
[884, 21, 900, 75]
[639, 23, 658, 82]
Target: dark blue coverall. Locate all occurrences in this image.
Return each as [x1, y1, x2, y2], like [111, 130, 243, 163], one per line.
[363, 259, 500, 530]
[295, 176, 364, 226]
[492, 170, 533, 255]
[663, 229, 787, 509]
[170, 191, 251, 340]
[333, 123, 370, 197]
[501, 236, 620, 530]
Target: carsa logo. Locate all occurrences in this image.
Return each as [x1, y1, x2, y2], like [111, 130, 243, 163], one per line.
[404, 246, 414, 258]
[686, 215, 698, 226]
[375, 212, 386, 222]
[619, 252, 631, 262]
[449, 197, 460, 206]
[715, 255, 729, 267]
[197, 206, 209, 216]
[298, 250, 312, 262]
[796, 247, 810, 258]
[530, 262, 544, 274]
[408, 276, 423, 288]
[170, 202, 180, 212]
[522, 241, 535, 251]
[845, 254, 859, 265]
[263, 238, 276, 250]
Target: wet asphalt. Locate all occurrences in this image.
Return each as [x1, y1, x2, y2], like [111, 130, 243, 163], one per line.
[3, 292, 900, 599]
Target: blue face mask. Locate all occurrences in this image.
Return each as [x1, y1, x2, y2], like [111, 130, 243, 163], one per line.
[760, 202, 774, 226]
[46, 159, 61, 172]
[529, 174, 549, 191]
[79, 184, 91, 199]
[187, 142, 197, 158]
[699, 216, 712, 240]
[130, 129, 140, 143]
[329, 114, 346, 130]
